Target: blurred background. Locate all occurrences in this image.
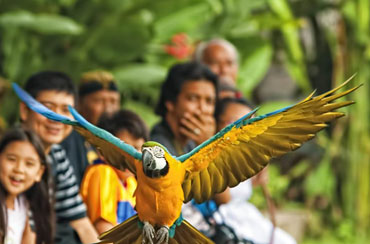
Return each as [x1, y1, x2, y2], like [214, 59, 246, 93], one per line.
[0, 0, 369, 243]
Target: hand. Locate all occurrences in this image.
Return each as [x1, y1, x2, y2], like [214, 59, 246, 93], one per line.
[179, 112, 216, 145]
[252, 166, 269, 187]
[213, 188, 231, 206]
[70, 217, 99, 243]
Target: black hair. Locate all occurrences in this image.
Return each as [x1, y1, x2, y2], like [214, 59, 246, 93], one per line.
[79, 81, 118, 98]
[97, 109, 149, 141]
[78, 70, 119, 99]
[155, 61, 219, 117]
[0, 127, 54, 244]
[215, 97, 255, 122]
[24, 71, 76, 100]
[219, 83, 238, 93]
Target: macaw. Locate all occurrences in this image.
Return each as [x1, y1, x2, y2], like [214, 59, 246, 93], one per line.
[13, 79, 359, 244]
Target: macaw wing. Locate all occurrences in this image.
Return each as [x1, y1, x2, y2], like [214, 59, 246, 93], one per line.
[67, 108, 140, 174]
[12, 83, 140, 174]
[180, 79, 360, 203]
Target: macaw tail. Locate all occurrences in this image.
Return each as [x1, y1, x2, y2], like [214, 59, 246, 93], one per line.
[99, 215, 141, 244]
[99, 214, 213, 244]
[174, 219, 214, 244]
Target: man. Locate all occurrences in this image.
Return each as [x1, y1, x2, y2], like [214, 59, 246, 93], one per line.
[78, 70, 121, 125]
[19, 71, 98, 244]
[61, 70, 121, 185]
[194, 39, 239, 88]
[151, 61, 218, 155]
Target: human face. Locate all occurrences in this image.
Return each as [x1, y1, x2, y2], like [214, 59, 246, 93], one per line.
[20, 90, 74, 151]
[79, 90, 120, 125]
[166, 80, 216, 124]
[115, 130, 144, 179]
[218, 103, 252, 130]
[203, 44, 238, 86]
[0, 141, 44, 201]
[116, 130, 145, 152]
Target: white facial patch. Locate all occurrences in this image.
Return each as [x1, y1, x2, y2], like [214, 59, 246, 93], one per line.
[142, 146, 167, 170]
[153, 157, 167, 170]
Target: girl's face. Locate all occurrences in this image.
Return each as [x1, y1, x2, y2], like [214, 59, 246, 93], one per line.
[217, 103, 252, 131]
[0, 141, 45, 198]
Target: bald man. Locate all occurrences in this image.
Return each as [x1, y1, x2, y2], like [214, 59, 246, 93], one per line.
[195, 39, 239, 87]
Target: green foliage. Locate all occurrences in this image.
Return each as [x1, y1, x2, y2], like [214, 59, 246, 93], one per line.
[257, 100, 293, 115]
[0, 11, 84, 34]
[154, 3, 211, 40]
[249, 164, 290, 209]
[0, 0, 306, 126]
[236, 37, 273, 97]
[123, 99, 159, 129]
[302, 218, 370, 244]
[267, 0, 311, 92]
[304, 159, 335, 201]
[1, 0, 369, 239]
[268, 164, 290, 203]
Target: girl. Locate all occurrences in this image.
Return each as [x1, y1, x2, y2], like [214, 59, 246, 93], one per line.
[0, 127, 54, 244]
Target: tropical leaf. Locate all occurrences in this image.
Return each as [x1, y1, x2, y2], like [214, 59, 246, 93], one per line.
[236, 37, 273, 96]
[154, 3, 212, 40]
[88, 15, 151, 64]
[123, 99, 160, 128]
[0, 11, 84, 35]
[113, 64, 166, 86]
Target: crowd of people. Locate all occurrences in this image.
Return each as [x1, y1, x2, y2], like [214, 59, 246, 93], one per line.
[0, 39, 296, 244]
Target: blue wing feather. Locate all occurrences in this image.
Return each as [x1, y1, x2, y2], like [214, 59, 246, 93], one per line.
[13, 82, 142, 161]
[242, 105, 293, 126]
[177, 104, 293, 162]
[12, 83, 78, 125]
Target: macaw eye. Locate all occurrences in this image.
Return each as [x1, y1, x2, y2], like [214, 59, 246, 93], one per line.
[152, 146, 164, 158]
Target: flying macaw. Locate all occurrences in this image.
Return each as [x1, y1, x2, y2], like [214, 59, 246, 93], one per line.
[13, 79, 359, 244]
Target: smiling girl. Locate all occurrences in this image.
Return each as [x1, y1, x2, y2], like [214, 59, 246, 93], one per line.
[0, 128, 54, 244]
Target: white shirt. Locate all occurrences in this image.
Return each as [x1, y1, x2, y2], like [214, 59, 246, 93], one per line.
[217, 180, 296, 244]
[5, 195, 27, 244]
[230, 179, 253, 202]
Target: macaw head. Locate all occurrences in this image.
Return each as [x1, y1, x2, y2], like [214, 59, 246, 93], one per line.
[141, 141, 169, 178]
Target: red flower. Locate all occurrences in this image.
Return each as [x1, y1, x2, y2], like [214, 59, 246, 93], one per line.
[172, 33, 188, 45]
[164, 33, 194, 60]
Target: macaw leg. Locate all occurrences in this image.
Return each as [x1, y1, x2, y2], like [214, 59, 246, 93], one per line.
[156, 225, 169, 244]
[142, 221, 155, 244]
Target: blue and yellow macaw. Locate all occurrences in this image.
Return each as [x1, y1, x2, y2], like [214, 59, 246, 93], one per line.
[13, 79, 359, 244]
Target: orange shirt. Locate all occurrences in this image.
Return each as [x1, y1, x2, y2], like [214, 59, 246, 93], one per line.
[80, 164, 137, 225]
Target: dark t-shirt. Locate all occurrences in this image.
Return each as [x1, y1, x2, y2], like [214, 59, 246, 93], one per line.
[60, 130, 90, 186]
[59, 130, 95, 244]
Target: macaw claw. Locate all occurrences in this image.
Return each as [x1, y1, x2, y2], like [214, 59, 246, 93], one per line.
[142, 222, 155, 244]
[156, 226, 169, 244]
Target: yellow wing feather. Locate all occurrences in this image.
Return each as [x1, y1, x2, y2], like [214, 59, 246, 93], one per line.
[182, 81, 360, 203]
